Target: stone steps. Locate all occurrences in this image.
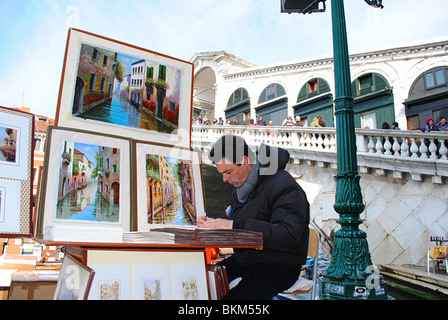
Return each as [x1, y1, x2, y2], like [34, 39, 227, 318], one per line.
[380, 264, 448, 298]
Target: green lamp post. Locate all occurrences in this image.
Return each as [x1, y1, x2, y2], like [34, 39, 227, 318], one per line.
[281, 0, 388, 299]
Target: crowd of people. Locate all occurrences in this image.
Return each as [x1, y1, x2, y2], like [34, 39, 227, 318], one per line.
[379, 116, 448, 132]
[423, 116, 448, 132]
[192, 114, 327, 128]
[193, 113, 448, 132]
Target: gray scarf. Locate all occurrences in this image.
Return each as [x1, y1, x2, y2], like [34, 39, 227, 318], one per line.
[236, 158, 259, 203]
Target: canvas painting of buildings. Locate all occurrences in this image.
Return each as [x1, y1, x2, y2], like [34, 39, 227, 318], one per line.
[55, 140, 121, 223]
[72, 43, 182, 135]
[0, 126, 17, 164]
[145, 154, 196, 226]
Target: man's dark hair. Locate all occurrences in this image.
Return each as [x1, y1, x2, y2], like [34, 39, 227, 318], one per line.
[208, 134, 255, 164]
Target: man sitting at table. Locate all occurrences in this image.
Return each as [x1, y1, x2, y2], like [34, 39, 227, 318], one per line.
[198, 134, 310, 300]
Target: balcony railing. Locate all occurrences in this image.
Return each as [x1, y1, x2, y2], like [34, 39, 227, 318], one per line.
[192, 125, 448, 183]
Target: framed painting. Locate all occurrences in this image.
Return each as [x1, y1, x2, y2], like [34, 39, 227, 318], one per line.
[54, 253, 95, 300]
[85, 249, 208, 300]
[55, 28, 194, 149]
[36, 126, 132, 242]
[134, 141, 205, 232]
[0, 106, 34, 237]
[171, 262, 209, 300]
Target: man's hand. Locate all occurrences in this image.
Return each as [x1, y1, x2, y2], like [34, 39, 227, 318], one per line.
[197, 216, 233, 229]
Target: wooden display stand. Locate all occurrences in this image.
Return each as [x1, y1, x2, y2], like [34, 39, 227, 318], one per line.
[37, 239, 261, 300]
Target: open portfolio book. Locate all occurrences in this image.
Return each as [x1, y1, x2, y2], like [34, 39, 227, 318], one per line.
[123, 228, 263, 247]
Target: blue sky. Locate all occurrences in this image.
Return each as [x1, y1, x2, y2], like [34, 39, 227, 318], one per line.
[0, 0, 447, 118]
[73, 142, 99, 165]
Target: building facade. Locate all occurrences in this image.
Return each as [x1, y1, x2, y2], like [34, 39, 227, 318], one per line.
[129, 59, 181, 129]
[190, 38, 448, 130]
[73, 43, 117, 114]
[179, 160, 196, 224]
[97, 146, 120, 205]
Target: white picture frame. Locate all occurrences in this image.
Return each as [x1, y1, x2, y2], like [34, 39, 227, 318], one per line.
[37, 126, 132, 242]
[55, 28, 194, 149]
[0, 106, 34, 237]
[134, 141, 205, 232]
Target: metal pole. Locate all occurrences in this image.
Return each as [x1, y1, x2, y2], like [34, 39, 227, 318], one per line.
[319, 0, 388, 300]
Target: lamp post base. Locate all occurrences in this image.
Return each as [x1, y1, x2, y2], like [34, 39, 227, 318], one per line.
[319, 274, 388, 300]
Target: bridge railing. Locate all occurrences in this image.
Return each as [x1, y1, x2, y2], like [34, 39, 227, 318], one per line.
[192, 125, 448, 183]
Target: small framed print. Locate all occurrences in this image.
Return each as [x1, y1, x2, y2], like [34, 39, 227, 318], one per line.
[85, 249, 208, 300]
[134, 141, 205, 232]
[36, 126, 132, 242]
[0, 106, 34, 237]
[54, 253, 95, 300]
[55, 28, 194, 149]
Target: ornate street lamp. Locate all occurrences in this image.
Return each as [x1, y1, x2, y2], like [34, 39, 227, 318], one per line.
[280, 0, 388, 299]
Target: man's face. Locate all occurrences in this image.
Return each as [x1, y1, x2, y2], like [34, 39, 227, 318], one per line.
[441, 118, 447, 125]
[216, 157, 251, 188]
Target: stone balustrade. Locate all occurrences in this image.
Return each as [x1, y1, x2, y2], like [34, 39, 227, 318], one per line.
[192, 125, 448, 184]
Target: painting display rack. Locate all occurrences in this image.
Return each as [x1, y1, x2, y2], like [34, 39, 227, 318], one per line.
[36, 239, 262, 300]
[28, 28, 263, 300]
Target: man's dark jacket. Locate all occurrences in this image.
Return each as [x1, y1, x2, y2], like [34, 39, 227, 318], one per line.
[230, 144, 310, 267]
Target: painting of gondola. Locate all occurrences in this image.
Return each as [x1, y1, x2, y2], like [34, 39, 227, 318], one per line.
[56, 28, 193, 149]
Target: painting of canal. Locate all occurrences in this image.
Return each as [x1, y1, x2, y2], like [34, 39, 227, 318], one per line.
[72, 43, 182, 135]
[55, 140, 121, 223]
[0, 126, 17, 164]
[145, 154, 197, 226]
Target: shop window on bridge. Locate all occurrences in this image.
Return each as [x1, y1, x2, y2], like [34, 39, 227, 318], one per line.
[258, 83, 286, 104]
[308, 79, 318, 93]
[351, 73, 389, 97]
[227, 88, 249, 106]
[360, 111, 377, 129]
[408, 67, 448, 98]
[297, 78, 331, 102]
[405, 66, 448, 130]
[243, 110, 250, 121]
[294, 78, 333, 126]
[407, 115, 420, 130]
[351, 73, 394, 129]
[256, 83, 288, 126]
[225, 88, 251, 124]
[425, 68, 447, 89]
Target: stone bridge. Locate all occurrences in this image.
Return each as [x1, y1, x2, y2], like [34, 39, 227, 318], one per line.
[192, 124, 448, 267]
